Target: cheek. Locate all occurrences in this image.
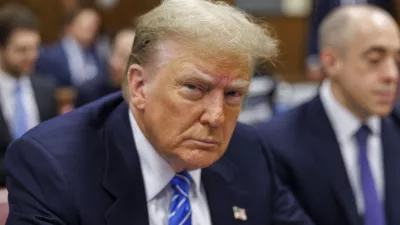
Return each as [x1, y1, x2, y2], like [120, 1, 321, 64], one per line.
[222, 108, 241, 140]
[144, 87, 202, 144]
[3, 51, 15, 63]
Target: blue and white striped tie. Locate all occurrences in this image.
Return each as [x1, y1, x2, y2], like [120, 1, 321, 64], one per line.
[169, 171, 192, 225]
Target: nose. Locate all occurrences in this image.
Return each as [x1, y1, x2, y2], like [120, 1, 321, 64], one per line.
[200, 91, 225, 128]
[382, 58, 399, 81]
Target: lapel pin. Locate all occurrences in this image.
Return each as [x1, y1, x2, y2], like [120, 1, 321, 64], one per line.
[233, 206, 247, 221]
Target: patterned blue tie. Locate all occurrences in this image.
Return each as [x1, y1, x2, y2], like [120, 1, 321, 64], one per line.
[13, 81, 28, 140]
[355, 125, 386, 225]
[169, 171, 192, 225]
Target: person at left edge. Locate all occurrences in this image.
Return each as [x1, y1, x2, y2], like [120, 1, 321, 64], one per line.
[0, 4, 57, 188]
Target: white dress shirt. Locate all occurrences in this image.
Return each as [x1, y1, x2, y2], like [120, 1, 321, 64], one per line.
[320, 79, 384, 214]
[129, 111, 212, 225]
[0, 71, 40, 135]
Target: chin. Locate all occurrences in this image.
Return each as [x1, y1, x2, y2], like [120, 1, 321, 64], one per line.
[373, 105, 393, 117]
[179, 149, 223, 171]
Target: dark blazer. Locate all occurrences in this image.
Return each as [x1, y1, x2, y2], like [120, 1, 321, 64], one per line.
[35, 43, 106, 87]
[0, 76, 57, 187]
[392, 104, 400, 125]
[257, 95, 400, 225]
[75, 76, 119, 107]
[4, 92, 313, 225]
[308, 0, 395, 58]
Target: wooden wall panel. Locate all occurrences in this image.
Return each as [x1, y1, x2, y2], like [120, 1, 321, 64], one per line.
[263, 16, 308, 82]
[94, 0, 161, 34]
[0, 0, 65, 44]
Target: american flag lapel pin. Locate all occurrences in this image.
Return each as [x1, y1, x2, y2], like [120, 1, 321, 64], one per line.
[232, 206, 247, 221]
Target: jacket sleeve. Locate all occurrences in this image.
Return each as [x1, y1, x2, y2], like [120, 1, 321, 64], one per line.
[259, 136, 315, 225]
[4, 137, 78, 225]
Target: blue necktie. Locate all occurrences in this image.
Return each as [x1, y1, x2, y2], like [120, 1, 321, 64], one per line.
[13, 81, 28, 140]
[355, 125, 386, 225]
[169, 171, 192, 225]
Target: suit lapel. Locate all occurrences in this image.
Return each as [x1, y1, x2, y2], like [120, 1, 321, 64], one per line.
[305, 96, 360, 225]
[381, 116, 400, 225]
[0, 104, 11, 144]
[102, 101, 149, 225]
[202, 157, 249, 225]
[30, 77, 47, 121]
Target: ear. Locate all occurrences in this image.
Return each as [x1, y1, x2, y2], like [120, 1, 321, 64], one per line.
[127, 64, 147, 110]
[320, 48, 343, 79]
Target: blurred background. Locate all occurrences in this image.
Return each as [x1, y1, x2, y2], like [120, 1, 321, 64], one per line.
[0, 0, 397, 125]
[0, 0, 333, 125]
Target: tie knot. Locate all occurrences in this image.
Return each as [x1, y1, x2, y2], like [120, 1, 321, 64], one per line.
[355, 124, 371, 146]
[14, 80, 23, 93]
[170, 171, 192, 196]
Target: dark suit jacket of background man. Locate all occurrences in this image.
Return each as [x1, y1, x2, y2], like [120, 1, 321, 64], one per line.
[257, 95, 400, 225]
[4, 92, 314, 225]
[35, 43, 107, 87]
[0, 76, 57, 187]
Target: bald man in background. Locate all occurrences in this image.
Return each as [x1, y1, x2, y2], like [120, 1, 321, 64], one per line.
[76, 28, 135, 106]
[257, 5, 400, 225]
[306, 0, 399, 82]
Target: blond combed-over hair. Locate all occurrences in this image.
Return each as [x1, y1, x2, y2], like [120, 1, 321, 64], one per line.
[123, 0, 279, 96]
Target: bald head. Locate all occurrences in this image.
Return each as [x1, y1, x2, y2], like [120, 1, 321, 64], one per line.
[318, 4, 400, 120]
[318, 5, 397, 53]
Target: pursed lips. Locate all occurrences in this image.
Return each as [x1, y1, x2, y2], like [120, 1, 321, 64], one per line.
[187, 138, 221, 148]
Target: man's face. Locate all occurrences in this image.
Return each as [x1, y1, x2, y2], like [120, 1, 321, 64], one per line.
[128, 41, 250, 171]
[329, 14, 400, 118]
[108, 31, 135, 86]
[71, 10, 100, 47]
[0, 29, 40, 76]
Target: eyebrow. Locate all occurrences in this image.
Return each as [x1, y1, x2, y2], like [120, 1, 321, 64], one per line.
[362, 46, 387, 56]
[362, 46, 400, 59]
[181, 70, 250, 89]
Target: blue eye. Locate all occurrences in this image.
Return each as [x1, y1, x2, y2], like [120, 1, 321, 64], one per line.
[226, 91, 243, 97]
[186, 84, 198, 90]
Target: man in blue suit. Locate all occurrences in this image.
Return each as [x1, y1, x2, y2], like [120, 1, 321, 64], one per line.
[306, 0, 397, 82]
[4, 0, 314, 224]
[35, 8, 106, 87]
[258, 5, 400, 225]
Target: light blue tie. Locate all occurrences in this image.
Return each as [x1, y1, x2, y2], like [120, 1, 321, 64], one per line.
[355, 125, 386, 225]
[169, 171, 192, 225]
[13, 81, 28, 140]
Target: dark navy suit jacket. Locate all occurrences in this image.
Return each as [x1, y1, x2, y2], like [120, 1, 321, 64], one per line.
[257, 96, 400, 225]
[4, 92, 314, 225]
[308, 0, 395, 58]
[35, 43, 106, 87]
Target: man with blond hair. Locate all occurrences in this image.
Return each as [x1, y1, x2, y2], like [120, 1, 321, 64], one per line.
[4, 0, 313, 224]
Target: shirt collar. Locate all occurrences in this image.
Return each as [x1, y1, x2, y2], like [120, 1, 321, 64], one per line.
[0, 70, 30, 90]
[129, 110, 202, 202]
[320, 79, 380, 142]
